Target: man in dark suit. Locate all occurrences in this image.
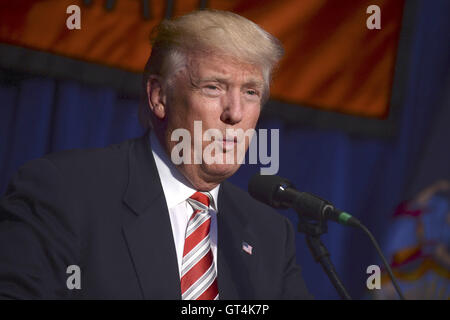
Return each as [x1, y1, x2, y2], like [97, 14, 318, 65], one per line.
[0, 10, 312, 300]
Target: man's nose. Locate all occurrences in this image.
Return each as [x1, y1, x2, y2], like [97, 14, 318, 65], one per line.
[220, 90, 243, 125]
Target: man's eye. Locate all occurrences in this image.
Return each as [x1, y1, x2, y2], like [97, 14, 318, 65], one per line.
[202, 85, 222, 96]
[246, 90, 258, 96]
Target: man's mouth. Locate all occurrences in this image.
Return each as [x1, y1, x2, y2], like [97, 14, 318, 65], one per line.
[222, 136, 238, 148]
[223, 136, 238, 142]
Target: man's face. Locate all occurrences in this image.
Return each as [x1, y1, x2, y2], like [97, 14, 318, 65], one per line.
[162, 52, 264, 189]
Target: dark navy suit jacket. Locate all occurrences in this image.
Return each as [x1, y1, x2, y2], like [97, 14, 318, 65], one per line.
[0, 133, 312, 299]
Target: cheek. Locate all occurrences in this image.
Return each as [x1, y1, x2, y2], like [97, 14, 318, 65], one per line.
[245, 104, 261, 128]
[167, 106, 186, 131]
[191, 96, 223, 124]
[166, 91, 198, 129]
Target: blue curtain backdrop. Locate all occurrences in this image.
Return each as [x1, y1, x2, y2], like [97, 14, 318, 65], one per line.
[0, 0, 448, 299]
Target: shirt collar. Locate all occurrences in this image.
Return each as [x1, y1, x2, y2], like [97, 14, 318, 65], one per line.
[150, 131, 219, 211]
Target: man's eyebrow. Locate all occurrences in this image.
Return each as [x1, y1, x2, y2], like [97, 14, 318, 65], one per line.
[197, 76, 264, 88]
[196, 76, 228, 83]
[243, 79, 264, 89]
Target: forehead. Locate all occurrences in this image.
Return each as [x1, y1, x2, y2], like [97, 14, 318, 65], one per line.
[186, 52, 264, 84]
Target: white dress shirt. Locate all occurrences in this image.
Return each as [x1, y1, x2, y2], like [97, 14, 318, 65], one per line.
[150, 131, 219, 277]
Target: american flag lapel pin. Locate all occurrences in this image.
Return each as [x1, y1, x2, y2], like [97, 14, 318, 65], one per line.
[242, 241, 253, 255]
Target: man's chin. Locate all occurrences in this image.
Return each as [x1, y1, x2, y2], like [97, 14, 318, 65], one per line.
[200, 162, 241, 182]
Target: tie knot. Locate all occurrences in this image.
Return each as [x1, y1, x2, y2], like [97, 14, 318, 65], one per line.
[189, 191, 211, 208]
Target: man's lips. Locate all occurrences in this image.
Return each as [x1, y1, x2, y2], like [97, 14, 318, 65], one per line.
[223, 137, 238, 143]
[222, 137, 238, 150]
[204, 136, 241, 149]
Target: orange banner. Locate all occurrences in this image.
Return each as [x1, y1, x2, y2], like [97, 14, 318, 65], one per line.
[0, 0, 404, 118]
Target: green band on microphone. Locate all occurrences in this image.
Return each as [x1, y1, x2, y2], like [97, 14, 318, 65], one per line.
[338, 212, 353, 225]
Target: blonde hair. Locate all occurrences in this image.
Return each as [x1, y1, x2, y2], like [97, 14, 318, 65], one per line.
[140, 9, 284, 128]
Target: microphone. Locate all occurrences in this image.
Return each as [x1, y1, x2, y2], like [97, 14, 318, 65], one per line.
[248, 174, 361, 227]
[248, 173, 406, 300]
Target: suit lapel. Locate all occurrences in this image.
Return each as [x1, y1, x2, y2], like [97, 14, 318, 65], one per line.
[122, 132, 180, 299]
[217, 181, 260, 300]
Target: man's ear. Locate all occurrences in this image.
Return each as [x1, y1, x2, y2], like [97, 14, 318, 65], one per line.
[146, 75, 167, 120]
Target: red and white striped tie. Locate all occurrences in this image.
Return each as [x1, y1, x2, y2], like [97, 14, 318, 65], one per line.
[180, 191, 219, 300]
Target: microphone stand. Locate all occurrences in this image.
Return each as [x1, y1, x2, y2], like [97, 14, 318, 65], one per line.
[297, 215, 352, 300]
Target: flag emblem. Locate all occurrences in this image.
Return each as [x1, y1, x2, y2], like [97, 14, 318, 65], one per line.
[242, 242, 253, 255]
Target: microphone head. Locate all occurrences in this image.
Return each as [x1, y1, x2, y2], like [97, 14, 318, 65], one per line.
[248, 174, 293, 208]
